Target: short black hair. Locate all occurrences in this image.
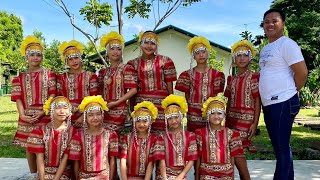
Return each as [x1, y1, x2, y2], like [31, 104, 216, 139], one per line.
[263, 8, 286, 21]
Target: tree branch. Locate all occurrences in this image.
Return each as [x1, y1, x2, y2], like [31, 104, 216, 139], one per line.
[54, 0, 108, 67]
[153, 0, 181, 30]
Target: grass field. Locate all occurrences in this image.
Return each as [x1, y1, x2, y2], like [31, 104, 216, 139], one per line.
[0, 95, 319, 159]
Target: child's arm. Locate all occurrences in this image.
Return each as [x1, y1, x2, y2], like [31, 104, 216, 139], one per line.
[36, 153, 45, 180]
[159, 159, 167, 179]
[166, 81, 174, 94]
[53, 154, 68, 180]
[195, 157, 201, 180]
[176, 160, 194, 180]
[73, 160, 79, 180]
[120, 158, 128, 180]
[248, 97, 261, 140]
[109, 156, 116, 180]
[144, 161, 154, 180]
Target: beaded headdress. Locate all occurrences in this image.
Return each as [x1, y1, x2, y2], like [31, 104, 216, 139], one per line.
[162, 94, 188, 120]
[131, 101, 158, 122]
[20, 36, 44, 57]
[58, 40, 84, 63]
[43, 96, 72, 116]
[100, 31, 125, 49]
[187, 36, 212, 56]
[231, 40, 256, 61]
[201, 93, 226, 118]
[79, 95, 108, 113]
[138, 31, 160, 46]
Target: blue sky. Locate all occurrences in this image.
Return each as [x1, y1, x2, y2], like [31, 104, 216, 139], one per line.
[1, 0, 273, 48]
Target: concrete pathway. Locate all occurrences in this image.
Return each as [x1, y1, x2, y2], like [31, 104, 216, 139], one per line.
[1, 158, 320, 179]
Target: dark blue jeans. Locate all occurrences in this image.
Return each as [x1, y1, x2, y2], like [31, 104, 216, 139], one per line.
[263, 94, 300, 180]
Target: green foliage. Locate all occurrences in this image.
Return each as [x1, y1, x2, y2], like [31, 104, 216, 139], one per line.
[271, 0, 320, 69]
[300, 69, 320, 106]
[79, 0, 113, 28]
[208, 49, 223, 72]
[0, 11, 24, 72]
[124, 0, 151, 19]
[43, 40, 66, 74]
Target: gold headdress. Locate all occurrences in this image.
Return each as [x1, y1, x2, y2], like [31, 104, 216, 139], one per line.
[43, 96, 71, 115]
[20, 35, 44, 56]
[162, 94, 188, 115]
[201, 93, 226, 118]
[78, 95, 108, 113]
[58, 40, 84, 62]
[187, 36, 212, 55]
[100, 31, 125, 49]
[231, 40, 256, 59]
[131, 101, 158, 122]
[138, 31, 160, 45]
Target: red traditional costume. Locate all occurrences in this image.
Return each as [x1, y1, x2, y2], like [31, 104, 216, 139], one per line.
[195, 95, 244, 179]
[127, 32, 177, 132]
[57, 71, 98, 124]
[120, 101, 164, 179]
[175, 36, 225, 132]
[27, 96, 76, 179]
[68, 95, 119, 179]
[195, 127, 243, 179]
[157, 131, 198, 179]
[99, 31, 137, 133]
[155, 95, 198, 179]
[120, 133, 164, 179]
[69, 129, 119, 179]
[224, 40, 260, 150]
[57, 40, 98, 127]
[11, 36, 56, 148]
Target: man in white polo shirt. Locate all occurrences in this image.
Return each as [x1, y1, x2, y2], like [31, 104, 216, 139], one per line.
[259, 8, 308, 180]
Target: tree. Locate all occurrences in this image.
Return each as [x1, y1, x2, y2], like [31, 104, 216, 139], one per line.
[0, 11, 24, 72]
[54, 0, 200, 67]
[271, 0, 320, 70]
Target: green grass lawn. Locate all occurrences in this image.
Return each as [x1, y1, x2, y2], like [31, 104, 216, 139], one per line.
[1, 95, 319, 159]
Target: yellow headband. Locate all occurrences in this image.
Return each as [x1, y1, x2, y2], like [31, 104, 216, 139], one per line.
[131, 101, 158, 121]
[231, 40, 256, 58]
[138, 31, 160, 45]
[78, 95, 108, 113]
[100, 31, 125, 48]
[20, 36, 44, 56]
[187, 36, 212, 55]
[58, 40, 84, 62]
[43, 96, 71, 115]
[201, 94, 226, 118]
[161, 94, 188, 114]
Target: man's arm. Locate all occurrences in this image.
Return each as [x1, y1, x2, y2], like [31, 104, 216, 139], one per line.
[290, 61, 308, 91]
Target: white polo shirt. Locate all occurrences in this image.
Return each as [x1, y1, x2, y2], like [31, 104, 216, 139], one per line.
[259, 36, 304, 106]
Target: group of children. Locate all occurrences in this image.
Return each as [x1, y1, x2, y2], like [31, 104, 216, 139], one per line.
[11, 30, 261, 180]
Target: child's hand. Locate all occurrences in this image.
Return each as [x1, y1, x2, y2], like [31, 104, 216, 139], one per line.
[107, 101, 119, 109]
[248, 124, 257, 140]
[74, 116, 83, 127]
[175, 174, 185, 180]
[20, 114, 36, 123]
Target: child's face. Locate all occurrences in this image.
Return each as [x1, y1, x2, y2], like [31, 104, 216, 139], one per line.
[107, 46, 122, 62]
[135, 119, 150, 133]
[27, 53, 43, 67]
[141, 41, 157, 57]
[67, 57, 82, 71]
[167, 116, 182, 130]
[208, 112, 224, 126]
[235, 53, 250, 68]
[194, 50, 208, 64]
[53, 105, 70, 123]
[86, 109, 103, 128]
